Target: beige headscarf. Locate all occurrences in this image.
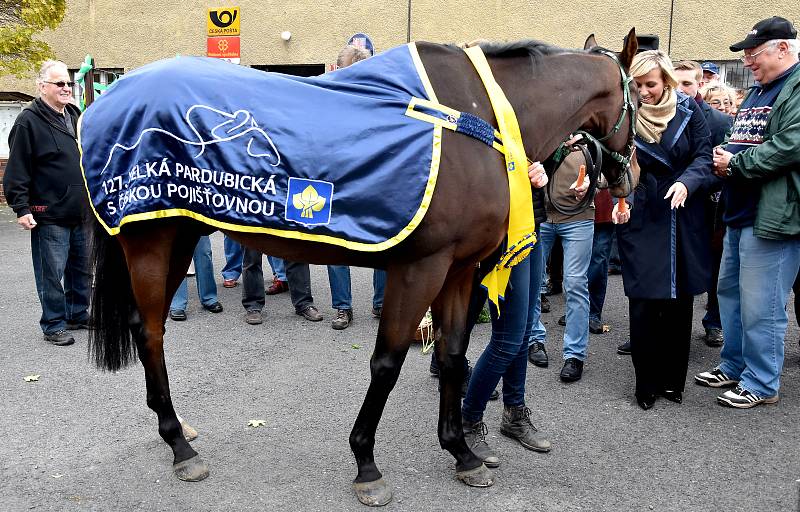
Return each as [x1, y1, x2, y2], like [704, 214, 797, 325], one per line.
[630, 50, 678, 144]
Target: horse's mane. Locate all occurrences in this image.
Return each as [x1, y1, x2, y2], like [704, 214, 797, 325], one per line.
[477, 39, 571, 59]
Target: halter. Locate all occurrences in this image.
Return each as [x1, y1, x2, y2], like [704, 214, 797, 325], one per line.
[547, 47, 637, 190]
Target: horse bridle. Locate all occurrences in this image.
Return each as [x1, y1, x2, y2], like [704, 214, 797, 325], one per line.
[546, 47, 637, 192]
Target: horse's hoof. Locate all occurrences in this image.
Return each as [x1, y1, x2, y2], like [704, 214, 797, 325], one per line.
[181, 420, 198, 442]
[353, 478, 393, 506]
[173, 455, 209, 482]
[456, 463, 495, 487]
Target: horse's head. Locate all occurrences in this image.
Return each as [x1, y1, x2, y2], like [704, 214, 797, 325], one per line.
[580, 28, 640, 198]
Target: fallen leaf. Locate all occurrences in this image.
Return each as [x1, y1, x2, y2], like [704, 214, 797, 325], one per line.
[24, 374, 40, 382]
[248, 419, 266, 428]
[602, 324, 610, 333]
[51, 473, 63, 479]
[351, 344, 361, 349]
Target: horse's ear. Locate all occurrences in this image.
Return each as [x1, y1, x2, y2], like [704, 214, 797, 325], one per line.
[583, 34, 598, 50]
[620, 28, 638, 69]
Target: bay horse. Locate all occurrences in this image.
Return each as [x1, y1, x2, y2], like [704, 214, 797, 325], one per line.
[87, 31, 640, 506]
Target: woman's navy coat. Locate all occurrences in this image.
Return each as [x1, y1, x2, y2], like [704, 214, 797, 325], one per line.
[617, 92, 719, 299]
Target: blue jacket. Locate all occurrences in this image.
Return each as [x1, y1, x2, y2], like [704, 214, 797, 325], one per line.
[617, 92, 718, 299]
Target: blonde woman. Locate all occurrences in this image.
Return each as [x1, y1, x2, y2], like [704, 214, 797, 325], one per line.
[702, 84, 734, 115]
[615, 50, 718, 410]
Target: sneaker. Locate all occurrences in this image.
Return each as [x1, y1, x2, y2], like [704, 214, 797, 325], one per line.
[245, 310, 262, 325]
[559, 357, 583, 382]
[43, 330, 75, 346]
[499, 405, 551, 452]
[717, 385, 779, 409]
[223, 278, 239, 288]
[297, 305, 323, 322]
[331, 309, 353, 330]
[371, 306, 382, 318]
[694, 367, 738, 388]
[704, 327, 724, 347]
[462, 419, 500, 468]
[266, 278, 289, 295]
[617, 340, 631, 355]
[169, 310, 187, 321]
[528, 341, 548, 368]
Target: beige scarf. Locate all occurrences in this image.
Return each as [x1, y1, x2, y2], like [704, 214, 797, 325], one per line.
[636, 87, 677, 144]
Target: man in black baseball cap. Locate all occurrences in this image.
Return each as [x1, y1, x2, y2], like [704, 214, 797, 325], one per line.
[729, 16, 797, 51]
[695, 15, 800, 409]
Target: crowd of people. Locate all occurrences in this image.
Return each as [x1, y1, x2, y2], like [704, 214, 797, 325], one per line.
[3, 13, 800, 473]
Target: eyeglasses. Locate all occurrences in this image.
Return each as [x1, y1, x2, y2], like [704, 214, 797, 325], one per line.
[708, 99, 732, 107]
[44, 80, 75, 88]
[739, 45, 774, 63]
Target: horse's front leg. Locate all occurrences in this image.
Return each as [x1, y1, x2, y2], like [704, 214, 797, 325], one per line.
[349, 257, 450, 506]
[432, 266, 494, 487]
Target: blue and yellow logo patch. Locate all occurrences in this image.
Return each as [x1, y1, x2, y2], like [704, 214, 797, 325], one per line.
[285, 177, 333, 225]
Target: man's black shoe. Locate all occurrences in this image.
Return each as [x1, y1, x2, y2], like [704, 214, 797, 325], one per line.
[589, 318, 606, 334]
[559, 357, 584, 382]
[557, 315, 566, 326]
[371, 306, 382, 318]
[297, 305, 323, 322]
[203, 302, 224, 313]
[617, 341, 632, 355]
[169, 310, 187, 321]
[528, 342, 548, 367]
[704, 327, 724, 347]
[44, 330, 75, 346]
[540, 295, 551, 313]
[65, 321, 89, 331]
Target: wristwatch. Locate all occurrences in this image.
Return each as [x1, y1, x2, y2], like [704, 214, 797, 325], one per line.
[724, 165, 733, 177]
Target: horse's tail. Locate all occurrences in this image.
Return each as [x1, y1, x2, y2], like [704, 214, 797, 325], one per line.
[88, 219, 138, 372]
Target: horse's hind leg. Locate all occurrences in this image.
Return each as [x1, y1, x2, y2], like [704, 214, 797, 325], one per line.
[120, 226, 208, 481]
[431, 265, 494, 487]
[350, 256, 450, 506]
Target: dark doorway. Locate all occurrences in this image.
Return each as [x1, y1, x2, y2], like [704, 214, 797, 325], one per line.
[252, 64, 325, 77]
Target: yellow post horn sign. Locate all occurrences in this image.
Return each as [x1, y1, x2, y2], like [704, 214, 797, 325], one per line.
[207, 7, 240, 36]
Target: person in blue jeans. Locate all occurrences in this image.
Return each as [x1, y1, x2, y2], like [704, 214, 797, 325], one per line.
[326, 266, 386, 330]
[169, 236, 223, 320]
[587, 189, 616, 336]
[527, 149, 593, 382]
[695, 19, 800, 409]
[461, 161, 551, 469]
[220, 235, 243, 288]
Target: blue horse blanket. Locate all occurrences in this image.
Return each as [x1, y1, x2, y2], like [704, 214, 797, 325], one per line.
[80, 44, 442, 251]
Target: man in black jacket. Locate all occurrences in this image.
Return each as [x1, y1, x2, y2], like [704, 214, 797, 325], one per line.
[674, 60, 731, 347]
[3, 60, 90, 346]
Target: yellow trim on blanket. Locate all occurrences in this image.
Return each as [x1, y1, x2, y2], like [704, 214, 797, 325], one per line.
[79, 46, 444, 253]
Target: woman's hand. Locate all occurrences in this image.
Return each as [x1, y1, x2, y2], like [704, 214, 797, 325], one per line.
[528, 161, 548, 189]
[664, 181, 688, 209]
[612, 199, 630, 224]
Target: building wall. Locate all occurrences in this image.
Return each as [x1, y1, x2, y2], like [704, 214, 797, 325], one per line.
[1, 1, 799, 97]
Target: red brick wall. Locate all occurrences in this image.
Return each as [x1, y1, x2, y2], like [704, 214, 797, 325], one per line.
[0, 159, 6, 204]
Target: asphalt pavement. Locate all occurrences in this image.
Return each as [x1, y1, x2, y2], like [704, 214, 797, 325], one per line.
[1, 204, 798, 512]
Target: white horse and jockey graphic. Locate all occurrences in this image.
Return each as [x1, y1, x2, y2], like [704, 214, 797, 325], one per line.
[100, 104, 281, 175]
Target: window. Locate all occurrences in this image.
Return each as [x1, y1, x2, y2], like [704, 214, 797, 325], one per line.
[68, 67, 124, 104]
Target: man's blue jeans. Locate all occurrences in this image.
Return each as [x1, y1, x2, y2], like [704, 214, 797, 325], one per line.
[221, 235, 243, 281]
[30, 223, 91, 334]
[463, 255, 535, 421]
[533, 220, 594, 360]
[588, 223, 614, 322]
[267, 256, 287, 281]
[171, 236, 218, 311]
[326, 265, 386, 310]
[717, 226, 800, 398]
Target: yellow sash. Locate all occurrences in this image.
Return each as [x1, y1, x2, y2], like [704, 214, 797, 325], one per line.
[463, 46, 536, 311]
